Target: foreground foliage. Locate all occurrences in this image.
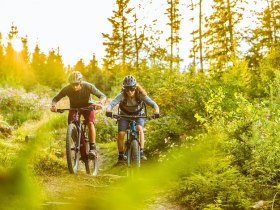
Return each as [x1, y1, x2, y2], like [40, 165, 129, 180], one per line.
[1, 55, 280, 209]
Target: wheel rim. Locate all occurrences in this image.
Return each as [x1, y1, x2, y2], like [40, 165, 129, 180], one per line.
[87, 156, 98, 176]
[66, 124, 79, 174]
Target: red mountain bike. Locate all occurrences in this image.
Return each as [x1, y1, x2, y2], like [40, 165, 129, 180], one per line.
[57, 105, 101, 176]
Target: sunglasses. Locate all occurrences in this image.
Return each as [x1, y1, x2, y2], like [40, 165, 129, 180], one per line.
[125, 87, 136, 92]
[71, 82, 80, 87]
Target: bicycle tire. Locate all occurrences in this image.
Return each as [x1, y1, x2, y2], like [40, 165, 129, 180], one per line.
[85, 155, 98, 176]
[66, 123, 79, 174]
[130, 139, 140, 168]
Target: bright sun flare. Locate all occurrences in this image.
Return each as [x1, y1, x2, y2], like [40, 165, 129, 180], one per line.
[11, 38, 23, 52]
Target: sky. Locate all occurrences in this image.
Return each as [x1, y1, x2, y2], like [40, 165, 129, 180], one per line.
[0, 0, 265, 68]
[0, 0, 187, 67]
[0, 0, 117, 66]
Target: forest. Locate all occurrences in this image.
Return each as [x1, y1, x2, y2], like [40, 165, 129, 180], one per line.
[0, 0, 280, 209]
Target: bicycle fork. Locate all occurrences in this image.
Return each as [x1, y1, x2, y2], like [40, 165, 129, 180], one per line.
[73, 123, 82, 171]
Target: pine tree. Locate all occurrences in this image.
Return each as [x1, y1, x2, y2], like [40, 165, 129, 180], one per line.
[102, 0, 134, 72]
[31, 43, 47, 85]
[73, 59, 87, 78]
[247, 0, 280, 67]
[165, 0, 182, 71]
[4, 24, 20, 83]
[18, 35, 35, 89]
[188, 0, 205, 73]
[44, 48, 66, 88]
[132, 12, 145, 71]
[204, 0, 246, 72]
[0, 33, 4, 80]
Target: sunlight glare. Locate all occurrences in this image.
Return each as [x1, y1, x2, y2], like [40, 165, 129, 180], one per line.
[11, 38, 22, 52]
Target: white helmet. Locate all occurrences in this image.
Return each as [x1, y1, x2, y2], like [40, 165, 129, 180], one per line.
[68, 71, 83, 84]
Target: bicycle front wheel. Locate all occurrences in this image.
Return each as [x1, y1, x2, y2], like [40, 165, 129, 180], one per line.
[85, 153, 98, 176]
[129, 139, 140, 168]
[66, 123, 79, 174]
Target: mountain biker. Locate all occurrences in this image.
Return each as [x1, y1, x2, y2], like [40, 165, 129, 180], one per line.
[106, 75, 159, 163]
[50, 70, 106, 157]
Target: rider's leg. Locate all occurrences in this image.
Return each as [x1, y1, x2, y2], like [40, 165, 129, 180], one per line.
[117, 119, 129, 162]
[88, 122, 96, 144]
[83, 109, 96, 152]
[136, 125, 144, 149]
[117, 131, 126, 162]
[117, 131, 126, 152]
[137, 123, 147, 160]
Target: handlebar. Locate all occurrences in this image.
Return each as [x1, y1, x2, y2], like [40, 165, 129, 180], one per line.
[111, 114, 157, 120]
[56, 104, 103, 113]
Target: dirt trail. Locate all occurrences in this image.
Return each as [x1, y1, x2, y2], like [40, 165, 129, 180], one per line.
[40, 143, 184, 210]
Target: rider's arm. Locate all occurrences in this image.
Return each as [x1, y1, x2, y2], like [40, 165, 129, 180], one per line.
[50, 87, 67, 112]
[88, 82, 106, 104]
[106, 93, 124, 116]
[108, 92, 124, 110]
[141, 95, 160, 114]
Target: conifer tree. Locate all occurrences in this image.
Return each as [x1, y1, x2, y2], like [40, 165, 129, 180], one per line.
[20, 36, 29, 64]
[247, 0, 280, 67]
[18, 35, 35, 89]
[165, 0, 182, 71]
[73, 59, 87, 78]
[44, 48, 66, 88]
[102, 0, 134, 72]
[204, 0, 246, 71]
[188, 0, 205, 73]
[0, 33, 4, 80]
[31, 43, 47, 85]
[87, 53, 100, 79]
[4, 24, 20, 83]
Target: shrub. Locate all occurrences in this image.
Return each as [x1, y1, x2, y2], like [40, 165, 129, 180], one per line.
[95, 111, 118, 143]
[32, 152, 66, 176]
[0, 88, 45, 126]
[173, 156, 253, 209]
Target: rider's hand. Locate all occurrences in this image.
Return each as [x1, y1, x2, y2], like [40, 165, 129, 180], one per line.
[95, 102, 103, 110]
[106, 111, 113, 118]
[154, 113, 160, 118]
[50, 105, 57, 112]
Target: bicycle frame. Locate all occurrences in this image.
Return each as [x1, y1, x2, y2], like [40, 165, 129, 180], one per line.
[57, 106, 99, 175]
[70, 111, 87, 163]
[58, 108, 87, 158]
[112, 114, 154, 169]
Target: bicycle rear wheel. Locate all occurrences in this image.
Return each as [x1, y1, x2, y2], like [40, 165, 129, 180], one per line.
[66, 123, 80, 173]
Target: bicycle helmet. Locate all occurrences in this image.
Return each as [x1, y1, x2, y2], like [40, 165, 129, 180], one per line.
[68, 71, 83, 84]
[123, 75, 137, 87]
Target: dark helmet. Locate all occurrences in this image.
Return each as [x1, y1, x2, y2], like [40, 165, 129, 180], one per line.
[123, 75, 136, 87]
[68, 71, 83, 84]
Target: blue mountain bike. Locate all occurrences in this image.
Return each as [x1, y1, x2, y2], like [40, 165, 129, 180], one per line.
[111, 114, 156, 175]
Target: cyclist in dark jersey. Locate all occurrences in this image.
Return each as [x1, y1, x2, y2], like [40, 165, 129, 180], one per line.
[50, 71, 106, 157]
[106, 75, 159, 163]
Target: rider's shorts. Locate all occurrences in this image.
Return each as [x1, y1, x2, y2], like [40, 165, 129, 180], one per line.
[118, 117, 145, 132]
[68, 109, 96, 124]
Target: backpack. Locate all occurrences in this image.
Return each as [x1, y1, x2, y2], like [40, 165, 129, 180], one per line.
[118, 90, 147, 115]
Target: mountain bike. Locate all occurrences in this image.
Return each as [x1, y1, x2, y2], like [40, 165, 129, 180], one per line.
[110, 114, 157, 175]
[57, 105, 101, 176]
